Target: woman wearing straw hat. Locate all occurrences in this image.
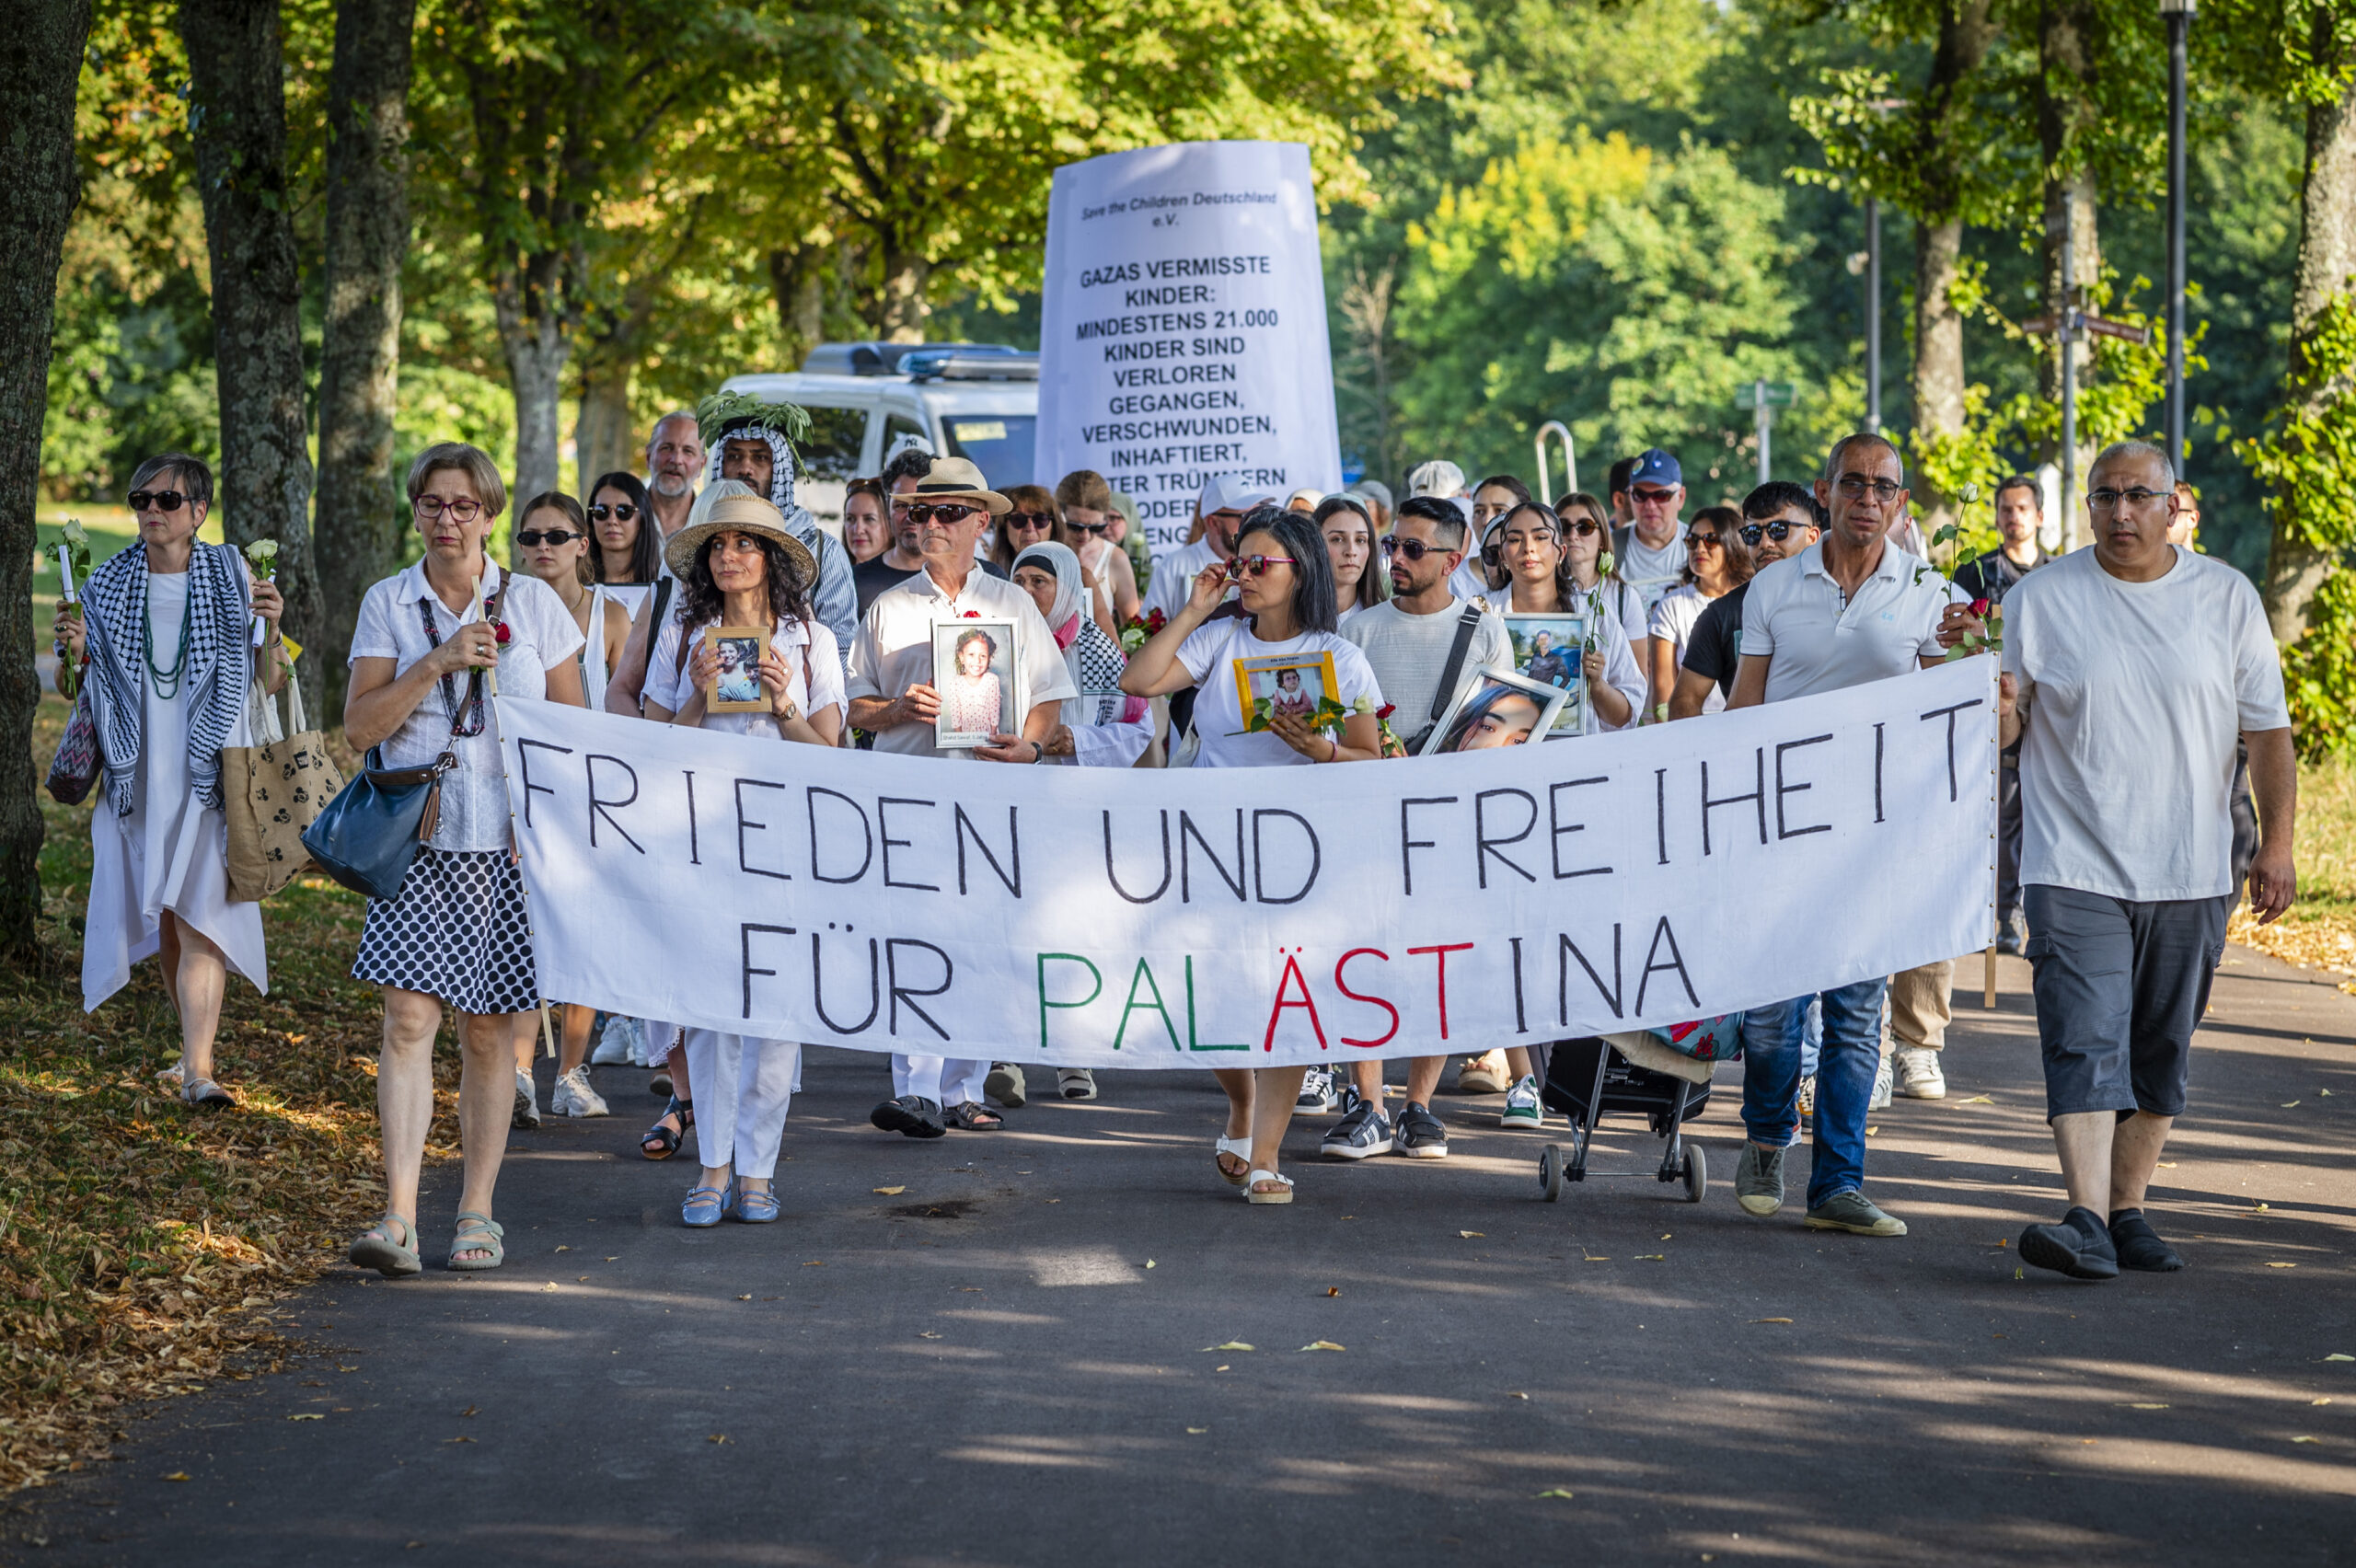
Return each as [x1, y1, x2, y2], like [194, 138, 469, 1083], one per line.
[342, 443, 588, 1274]
[640, 491, 845, 1225]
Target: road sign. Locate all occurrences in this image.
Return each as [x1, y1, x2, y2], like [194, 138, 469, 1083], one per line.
[1736, 381, 1797, 409]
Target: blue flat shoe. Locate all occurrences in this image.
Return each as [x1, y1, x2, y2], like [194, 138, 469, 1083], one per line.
[682, 1183, 735, 1228]
[733, 1182, 780, 1223]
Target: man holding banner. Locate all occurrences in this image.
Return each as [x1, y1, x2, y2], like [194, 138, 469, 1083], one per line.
[1728, 432, 1977, 1238]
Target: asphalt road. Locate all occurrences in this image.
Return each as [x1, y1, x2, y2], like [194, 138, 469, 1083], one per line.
[7, 944, 2354, 1567]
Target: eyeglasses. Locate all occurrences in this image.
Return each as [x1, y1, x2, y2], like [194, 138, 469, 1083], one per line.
[414, 496, 484, 522]
[516, 528, 584, 548]
[127, 490, 188, 513]
[587, 503, 638, 522]
[1225, 554, 1298, 580]
[1834, 474, 1903, 502]
[903, 503, 976, 526]
[1630, 487, 1679, 506]
[1739, 519, 1812, 545]
[1684, 531, 1723, 549]
[2086, 487, 2169, 511]
[1380, 536, 1451, 561]
[1006, 511, 1056, 530]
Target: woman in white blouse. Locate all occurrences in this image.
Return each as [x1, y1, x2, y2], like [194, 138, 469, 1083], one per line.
[343, 443, 588, 1275]
[640, 491, 845, 1227]
[1645, 504, 1750, 719]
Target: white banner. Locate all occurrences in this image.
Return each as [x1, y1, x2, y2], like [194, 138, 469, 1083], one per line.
[497, 660, 1996, 1067]
[1034, 141, 1343, 558]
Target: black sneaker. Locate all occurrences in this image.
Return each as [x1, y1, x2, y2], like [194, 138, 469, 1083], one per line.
[870, 1095, 947, 1139]
[1394, 1101, 1449, 1159]
[1320, 1101, 1393, 1159]
[2108, 1209, 2185, 1272]
[2018, 1205, 2119, 1280]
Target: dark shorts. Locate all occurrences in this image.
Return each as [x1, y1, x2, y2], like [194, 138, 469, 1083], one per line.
[2023, 884, 2231, 1120]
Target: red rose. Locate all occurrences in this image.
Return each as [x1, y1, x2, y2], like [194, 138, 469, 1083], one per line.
[492, 621, 512, 644]
[1969, 597, 1990, 617]
[964, 610, 980, 618]
[1377, 703, 1396, 720]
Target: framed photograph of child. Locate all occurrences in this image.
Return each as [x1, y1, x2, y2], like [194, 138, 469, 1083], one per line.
[1419, 664, 1571, 756]
[1232, 651, 1339, 732]
[704, 627, 772, 713]
[1503, 612, 1590, 737]
[932, 619, 1022, 749]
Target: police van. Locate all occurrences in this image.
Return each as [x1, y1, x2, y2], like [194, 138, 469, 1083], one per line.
[719, 342, 1039, 536]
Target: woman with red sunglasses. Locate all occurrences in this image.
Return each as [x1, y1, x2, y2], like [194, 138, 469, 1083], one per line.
[1121, 506, 1385, 1207]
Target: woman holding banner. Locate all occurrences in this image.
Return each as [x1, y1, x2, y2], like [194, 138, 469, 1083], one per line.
[1122, 506, 1384, 1205]
[343, 443, 588, 1274]
[640, 492, 845, 1226]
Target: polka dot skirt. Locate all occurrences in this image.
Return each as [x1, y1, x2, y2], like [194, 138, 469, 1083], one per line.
[352, 847, 541, 1015]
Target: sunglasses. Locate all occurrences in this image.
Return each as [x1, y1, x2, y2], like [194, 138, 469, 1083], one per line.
[127, 490, 190, 513]
[904, 502, 977, 526]
[414, 496, 484, 522]
[1006, 511, 1056, 530]
[1225, 554, 1298, 579]
[1068, 520, 1111, 536]
[1552, 516, 1601, 537]
[587, 503, 638, 522]
[1684, 531, 1724, 548]
[516, 528, 584, 548]
[1380, 536, 1450, 561]
[1739, 519, 1811, 545]
[1631, 488, 1680, 505]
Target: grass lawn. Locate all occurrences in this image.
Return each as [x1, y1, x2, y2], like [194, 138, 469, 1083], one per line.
[2230, 754, 2356, 988]
[0, 693, 458, 1493]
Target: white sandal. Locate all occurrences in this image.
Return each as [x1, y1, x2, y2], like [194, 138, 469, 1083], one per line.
[1215, 1135, 1253, 1187]
[1244, 1169, 1295, 1205]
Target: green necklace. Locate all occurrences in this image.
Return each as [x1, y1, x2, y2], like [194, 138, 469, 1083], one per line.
[139, 572, 194, 699]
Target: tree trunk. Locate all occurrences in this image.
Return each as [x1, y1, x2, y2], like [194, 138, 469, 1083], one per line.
[1902, 0, 1996, 540]
[879, 249, 930, 342]
[572, 362, 633, 497]
[2036, 0, 2101, 548]
[0, 0, 91, 961]
[496, 278, 570, 505]
[313, 0, 415, 720]
[179, 0, 327, 715]
[768, 247, 826, 367]
[2263, 72, 2356, 640]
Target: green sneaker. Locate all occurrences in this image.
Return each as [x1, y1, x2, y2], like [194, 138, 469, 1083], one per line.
[1735, 1143, 1785, 1216]
[1499, 1075, 1544, 1129]
[1803, 1190, 1908, 1237]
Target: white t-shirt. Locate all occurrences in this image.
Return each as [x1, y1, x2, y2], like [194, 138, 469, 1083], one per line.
[2004, 546, 2290, 902]
[1340, 597, 1509, 739]
[643, 614, 846, 741]
[1616, 527, 1688, 613]
[1176, 620, 1381, 768]
[845, 563, 1078, 759]
[1649, 584, 1725, 715]
[1739, 541, 1960, 703]
[349, 561, 585, 853]
[1142, 538, 1225, 623]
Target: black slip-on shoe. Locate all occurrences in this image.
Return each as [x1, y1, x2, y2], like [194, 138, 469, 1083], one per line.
[2019, 1206, 2119, 1280]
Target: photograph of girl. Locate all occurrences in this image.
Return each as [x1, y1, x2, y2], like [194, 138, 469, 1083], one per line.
[933, 620, 1020, 748]
[1421, 667, 1570, 755]
[1232, 651, 1339, 732]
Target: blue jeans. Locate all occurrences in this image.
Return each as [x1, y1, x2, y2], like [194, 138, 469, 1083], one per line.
[1741, 979, 1888, 1209]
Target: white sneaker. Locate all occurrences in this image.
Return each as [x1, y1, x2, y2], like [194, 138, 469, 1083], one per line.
[1868, 1054, 1894, 1112]
[589, 1013, 636, 1066]
[1893, 1046, 1946, 1100]
[512, 1069, 541, 1129]
[1499, 1075, 1543, 1129]
[550, 1063, 609, 1118]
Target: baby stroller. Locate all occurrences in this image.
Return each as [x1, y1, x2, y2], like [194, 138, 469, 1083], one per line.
[1534, 1018, 1740, 1205]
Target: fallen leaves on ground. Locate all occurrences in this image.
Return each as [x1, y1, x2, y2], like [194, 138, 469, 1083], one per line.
[1750, 1318, 1794, 1325]
[1534, 1488, 1575, 1499]
[1204, 1343, 1254, 1352]
[1460, 1230, 1484, 1239]
[1300, 1341, 1345, 1352]
[872, 1187, 905, 1196]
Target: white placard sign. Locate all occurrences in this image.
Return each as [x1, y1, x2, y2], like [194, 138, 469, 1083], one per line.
[1035, 141, 1343, 557]
[499, 660, 1996, 1068]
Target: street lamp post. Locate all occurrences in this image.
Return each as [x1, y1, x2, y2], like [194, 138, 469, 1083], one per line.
[1865, 196, 1883, 433]
[2162, 0, 2193, 475]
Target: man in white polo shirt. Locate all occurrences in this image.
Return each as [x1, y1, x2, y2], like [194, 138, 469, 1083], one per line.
[845, 456, 1077, 1138]
[1728, 431, 1975, 1237]
[2005, 441, 2295, 1280]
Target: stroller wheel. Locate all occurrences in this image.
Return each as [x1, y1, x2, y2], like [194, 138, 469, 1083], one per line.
[1539, 1143, 1565, 1203]
[1682, 1144, 1707, 1205]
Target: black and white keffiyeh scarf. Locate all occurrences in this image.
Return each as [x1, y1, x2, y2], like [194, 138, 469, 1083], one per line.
[80, 539, 251, 818]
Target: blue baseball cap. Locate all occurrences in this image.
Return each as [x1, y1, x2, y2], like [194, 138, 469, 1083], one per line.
[1628, 448, 1682, 490]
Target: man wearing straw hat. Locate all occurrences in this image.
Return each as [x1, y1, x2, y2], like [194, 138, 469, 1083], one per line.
[846, 456, 1077, 1138]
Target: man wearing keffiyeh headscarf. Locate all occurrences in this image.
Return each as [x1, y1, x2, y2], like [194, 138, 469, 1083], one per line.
[699, 392, 858, 671]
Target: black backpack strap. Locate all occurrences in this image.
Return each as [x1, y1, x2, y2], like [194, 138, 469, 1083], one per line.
[1429, 602, 1487, 724]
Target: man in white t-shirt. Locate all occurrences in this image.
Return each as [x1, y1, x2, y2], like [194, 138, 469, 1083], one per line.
[1729, 432, 1976, 1239]
[1141, 476, 1270, 625]
[1612, 447, 1690, 614]
[2003, 442, 2296, 1280]
[1323, 496, 1509, 1158]
[843, 456, 1078, 1139]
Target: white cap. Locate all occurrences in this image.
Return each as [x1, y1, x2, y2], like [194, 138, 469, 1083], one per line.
[1198, 474, 1276, 514]
[1406, 459, 1466, 499]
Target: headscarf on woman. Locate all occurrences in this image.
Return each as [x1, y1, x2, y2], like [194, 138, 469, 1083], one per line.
[1013, 542, 1148, 729]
